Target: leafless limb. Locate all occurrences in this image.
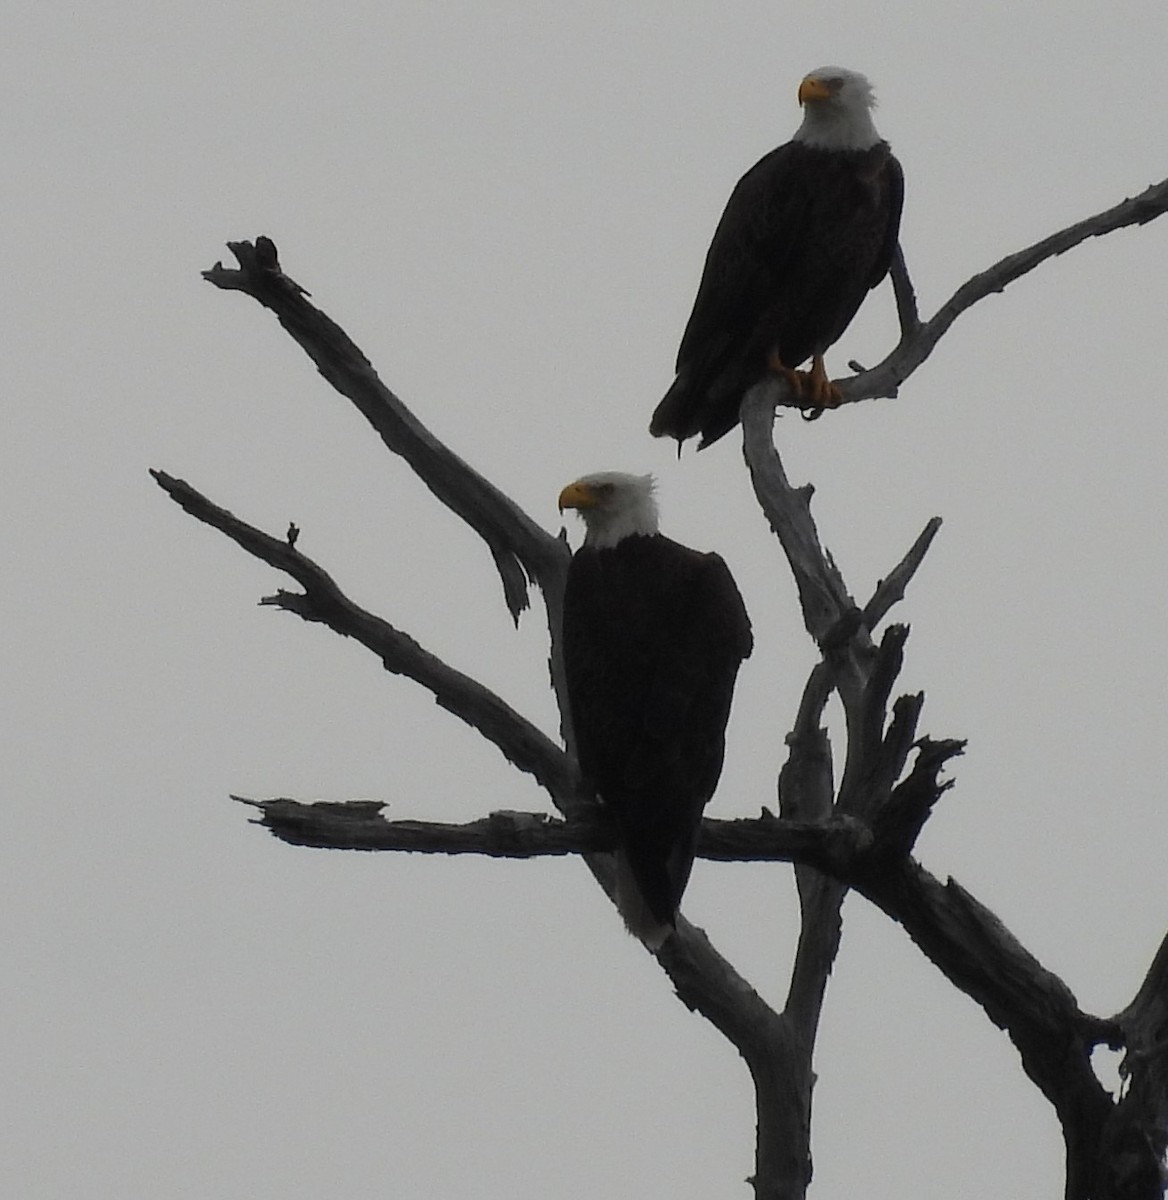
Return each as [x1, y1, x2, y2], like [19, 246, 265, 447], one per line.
[235, 794, 871, 864]
[740, 377, 855, 643]
[239, 777, 1118, 1087]
[888, 243, 921, 340]
[151, 469, 577, 807]
[738, 351, 1165, 1196]
[862, 515, 943, 629]
[819, 177, 1168, 413]
[235, 798, 604, 855]
[202, 238, 569, 625]
[238, 722, 1129, 1200]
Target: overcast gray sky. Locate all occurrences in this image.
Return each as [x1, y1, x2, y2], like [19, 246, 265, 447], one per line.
[5, 3, 1168, 1196]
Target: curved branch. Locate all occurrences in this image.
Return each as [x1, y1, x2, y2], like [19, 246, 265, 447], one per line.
[152, 469, 577, 806]
[761, 177, 1168, 412]
[202, 237, 570, 622]
[239, 724, 1140, 1195]
[737, 373, 1147, 1191]
[740, 380, 855, 644]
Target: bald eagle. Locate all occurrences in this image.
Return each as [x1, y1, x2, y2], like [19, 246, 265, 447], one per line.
[558, 473, 752, 948]
[650, 67, 904, 448]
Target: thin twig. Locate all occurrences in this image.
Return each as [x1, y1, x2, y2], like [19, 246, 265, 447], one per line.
[861, 517, 943, 630]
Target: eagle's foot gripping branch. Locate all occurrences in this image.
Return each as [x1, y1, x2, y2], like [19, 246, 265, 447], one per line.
[765, 350, 842, 419]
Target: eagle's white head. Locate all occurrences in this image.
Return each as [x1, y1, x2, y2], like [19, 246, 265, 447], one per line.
[793, 66, 882, 152]
[558, 472, 659, 549]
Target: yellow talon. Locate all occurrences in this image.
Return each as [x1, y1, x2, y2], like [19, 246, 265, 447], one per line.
[766, 349, 802, 392]
[804, 355, 842, 409]
[766, 350, 843, 415]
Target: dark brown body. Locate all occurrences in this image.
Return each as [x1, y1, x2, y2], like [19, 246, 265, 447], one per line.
[651, 139, 904, 448]
[562, 534, 752, 930]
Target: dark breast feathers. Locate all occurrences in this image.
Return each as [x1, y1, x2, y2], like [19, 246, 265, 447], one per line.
[562, 535, 753, 929]
[652, 139, 904, 447]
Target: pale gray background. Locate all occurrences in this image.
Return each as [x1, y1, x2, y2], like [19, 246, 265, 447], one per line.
[5, 3, 1167, 1196]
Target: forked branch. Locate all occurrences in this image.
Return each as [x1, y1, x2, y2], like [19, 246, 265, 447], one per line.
[829, 177, 1167, 411]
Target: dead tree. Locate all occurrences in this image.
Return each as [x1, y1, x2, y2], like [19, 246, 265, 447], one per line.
[155, 182, 1168, 1200]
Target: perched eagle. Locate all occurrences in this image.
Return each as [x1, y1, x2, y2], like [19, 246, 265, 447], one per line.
[558, 473, 753, 948]
[650, 66, 904, 448]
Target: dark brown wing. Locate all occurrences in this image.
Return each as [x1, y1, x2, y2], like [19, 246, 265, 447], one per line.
[866, 149, 904, 289]
[652, 141, 904, 447]
[620, 546, 751, 924]
[675, 141, 811, 376]
[650, 141, 813, 445]
[563, 536, 751, 927]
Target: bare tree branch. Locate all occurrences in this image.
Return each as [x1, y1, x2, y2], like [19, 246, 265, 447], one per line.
[740, 375, 952, 1197]
[236, 795, 871, 864]
[736, 332, 1167, 1197]
[735, 326, 1166, 1194]
[244, 778, 1161, 1200]
[771, 178, 1168, 413]
[780, 663, 845, 1037]
[239, 777, 1124, 1085]
[740, 379, 855, 645]
[887, 243, 921, 340]
[152, 455, 831, 1196]
[202, 238, 569, 624]
[861, 516, 942, 630]
[151, 470, 577, 806]
[241, 764, 1139, 1172]
[657, 922, 814, 1200]
[236, 799, 604, 854]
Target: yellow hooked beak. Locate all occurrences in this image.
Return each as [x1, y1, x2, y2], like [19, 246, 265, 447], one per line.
[558, 480, 599, 512]
[798, 75, 834, 105]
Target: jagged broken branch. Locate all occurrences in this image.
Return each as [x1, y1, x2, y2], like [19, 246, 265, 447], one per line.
[236, 795, 870, 863]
